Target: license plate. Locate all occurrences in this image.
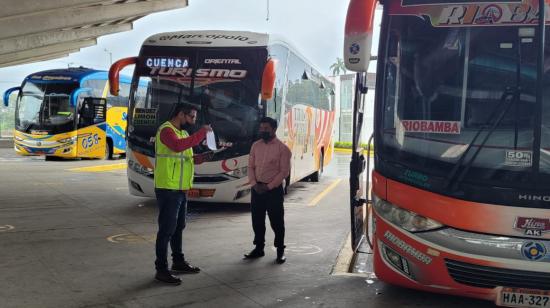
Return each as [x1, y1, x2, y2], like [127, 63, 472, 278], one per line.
[497, 288, 550, 308]
[187, 189, 200, 198]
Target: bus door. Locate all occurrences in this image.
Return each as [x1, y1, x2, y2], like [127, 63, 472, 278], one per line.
[77, 97, 107, 158]
[350, 73, 368, 251]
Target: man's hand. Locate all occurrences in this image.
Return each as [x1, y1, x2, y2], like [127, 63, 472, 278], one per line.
[253, 183, 269, 195]
[193, 152, 213, 164]
[202, 124, 213, 132]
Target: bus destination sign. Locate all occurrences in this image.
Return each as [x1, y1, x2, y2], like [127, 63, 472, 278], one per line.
[392, 0, 548, 27]
[402, 0, 521, 6]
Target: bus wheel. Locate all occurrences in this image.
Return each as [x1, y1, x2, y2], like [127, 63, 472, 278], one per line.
[104, 140, 113, 160]
[310, 152, 324, 182]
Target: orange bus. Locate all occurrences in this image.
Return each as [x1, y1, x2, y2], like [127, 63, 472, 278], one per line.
[345, 0, 550, 306]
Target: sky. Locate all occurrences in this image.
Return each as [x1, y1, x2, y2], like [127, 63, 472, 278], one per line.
[0, 0, 373, 96]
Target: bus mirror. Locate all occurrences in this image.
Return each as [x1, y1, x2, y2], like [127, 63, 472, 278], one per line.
[109, 57, 138, 96]
[3, 86, 20, 107]
[261, 59, 276, 100]
[344, 0, 378, 72]
[70, 88, 92, 107]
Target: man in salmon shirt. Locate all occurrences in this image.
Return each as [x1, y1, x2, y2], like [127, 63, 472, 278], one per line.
[244, 117, 292, 264]
[154, 104, 212, 285]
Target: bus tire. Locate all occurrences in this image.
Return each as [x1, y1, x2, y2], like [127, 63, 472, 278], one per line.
[310, 151, 324, 182]
[105, 139, 113, 160]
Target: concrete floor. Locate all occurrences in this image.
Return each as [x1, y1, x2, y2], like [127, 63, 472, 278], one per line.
[0, 149, 490, 307]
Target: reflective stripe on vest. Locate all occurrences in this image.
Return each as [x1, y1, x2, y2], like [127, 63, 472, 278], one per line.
[154, 121, 194, 190]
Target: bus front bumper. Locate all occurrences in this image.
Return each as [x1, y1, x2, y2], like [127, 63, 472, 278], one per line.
[14, 138, 76, 158]
[373, 212, 550, 303]
[127, 167, 252, 204]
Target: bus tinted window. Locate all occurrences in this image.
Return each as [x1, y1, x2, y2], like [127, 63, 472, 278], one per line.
[286, 52, 328, 109]
[82, 79, 107, 98]
[267, 44, 289, 120]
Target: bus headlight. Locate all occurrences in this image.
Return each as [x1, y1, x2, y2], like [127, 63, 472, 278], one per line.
[128, 159, 153, 177]
[227, 166, 248, 179]
[373, 195, 444, 232]
[58, 137, 76, 145]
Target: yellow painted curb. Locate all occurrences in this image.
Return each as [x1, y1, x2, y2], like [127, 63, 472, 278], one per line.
[334, 148, 374, 155]
[68, 163, 126, 172]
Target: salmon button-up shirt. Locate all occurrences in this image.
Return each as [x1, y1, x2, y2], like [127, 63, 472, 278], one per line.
[248, 137, 291, 190]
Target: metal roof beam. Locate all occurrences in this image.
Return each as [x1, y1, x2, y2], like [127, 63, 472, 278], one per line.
[0, 0, 187, 40]
[0, 23, 132, 55]
[0, 40, 97, 67]
[1, 1, 127, 19]
[0, 52, 74, 68]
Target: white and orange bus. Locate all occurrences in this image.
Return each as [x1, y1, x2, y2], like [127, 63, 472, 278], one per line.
[109, 31, 335, 203]
[345, 0, 550, 306]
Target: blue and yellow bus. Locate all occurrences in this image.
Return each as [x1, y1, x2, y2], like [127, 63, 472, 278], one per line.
[3, 67, 133, 159]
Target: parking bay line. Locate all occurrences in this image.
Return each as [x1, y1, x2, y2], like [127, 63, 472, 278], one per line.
[67, 163, 126, 172]
[308, 178, 343, 207]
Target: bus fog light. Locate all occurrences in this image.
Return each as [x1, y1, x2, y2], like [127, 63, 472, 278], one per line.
[234, 188, 251, 200]
[130, 180, 143, 193]
[373, 194, 444, 232]
[383, 244, 412, 277]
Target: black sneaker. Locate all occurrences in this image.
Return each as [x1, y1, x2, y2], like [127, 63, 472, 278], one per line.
[276, 248, 286, 264]
[244, 247, 265, 259]
[171, 260, 201, 274]
[155, 271, 182, 285]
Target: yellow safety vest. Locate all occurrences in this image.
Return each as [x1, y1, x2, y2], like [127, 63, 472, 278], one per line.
[154, 121, 194, 190]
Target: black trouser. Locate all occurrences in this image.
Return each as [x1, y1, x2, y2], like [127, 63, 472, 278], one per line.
[251, 184, 285, 249]
[155, 189, 187, 272]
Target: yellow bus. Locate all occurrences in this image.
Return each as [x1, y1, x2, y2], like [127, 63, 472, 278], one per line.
[3, 67, 134, 159]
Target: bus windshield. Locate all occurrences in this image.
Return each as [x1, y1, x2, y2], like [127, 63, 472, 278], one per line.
[128, 47, 266, 159]
[16, 81, 78, 134]
[378, 15, 550, 206]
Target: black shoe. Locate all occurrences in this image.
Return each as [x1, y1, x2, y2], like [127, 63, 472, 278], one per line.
[155, 271, 182, 285]
[244, 247, 265, 259]
[276, 248, 286, 264]
[171, 260, 201, 274]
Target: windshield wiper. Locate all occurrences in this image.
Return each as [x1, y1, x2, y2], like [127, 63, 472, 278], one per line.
[445, 87, 519, 191]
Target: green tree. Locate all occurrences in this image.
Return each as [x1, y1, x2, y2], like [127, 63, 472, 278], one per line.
[330, 58, 347, 76]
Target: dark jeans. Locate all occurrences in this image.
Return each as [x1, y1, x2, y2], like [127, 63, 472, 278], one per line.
[251, 184, 285, 249]
[155, 189, 188, 272]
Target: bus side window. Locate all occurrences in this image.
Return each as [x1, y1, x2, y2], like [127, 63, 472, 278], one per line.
[286, 52, 308, 107]
[267, 44, 289, 121]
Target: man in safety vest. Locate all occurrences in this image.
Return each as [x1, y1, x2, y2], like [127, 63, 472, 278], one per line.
[154, 104, 212, 285]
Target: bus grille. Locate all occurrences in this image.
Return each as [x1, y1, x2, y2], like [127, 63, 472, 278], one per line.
[193, 176, 229, 183]
[445, 259, 550, 290]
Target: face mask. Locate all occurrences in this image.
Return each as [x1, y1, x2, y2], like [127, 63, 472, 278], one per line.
[260, 132, 271, 141]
